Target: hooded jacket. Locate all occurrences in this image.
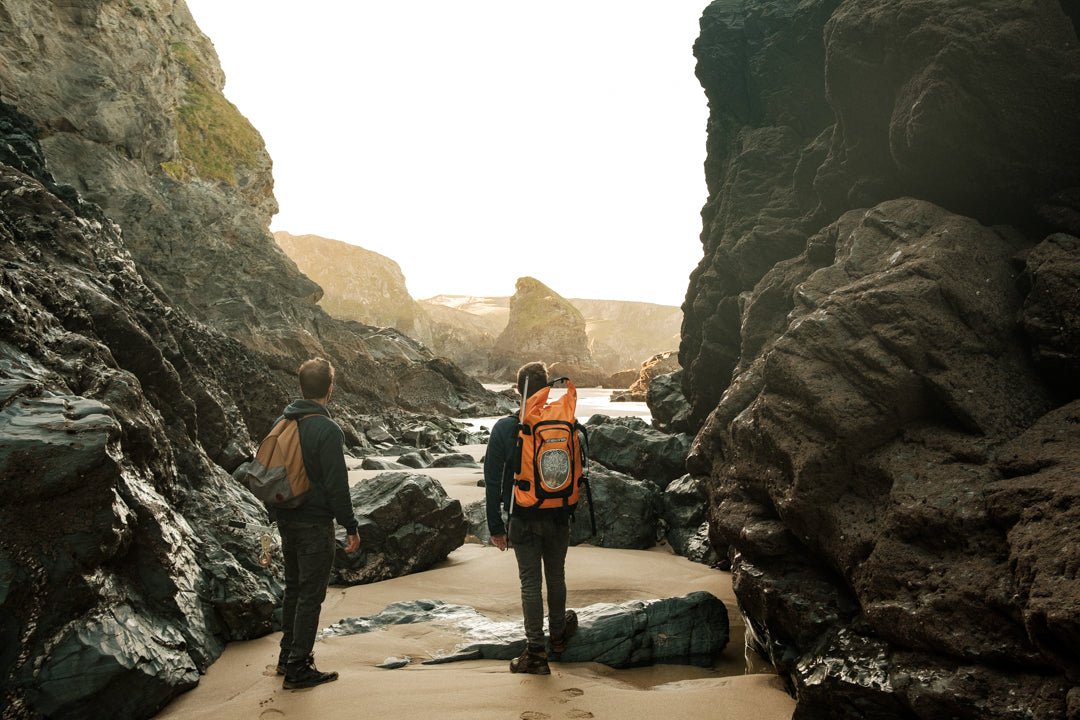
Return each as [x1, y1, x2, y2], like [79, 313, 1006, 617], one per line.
[272, 399, 358, 535]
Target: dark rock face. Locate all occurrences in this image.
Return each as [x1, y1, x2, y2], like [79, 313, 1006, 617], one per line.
[570, 465, 660, 549]
[0, 100, 279, 718]
[585, 415, 690, 490]
[686, 2, 1080, 717]
[324, 592, 729, 669]
[332, 473, 467, 585]
[646, 369, 691, 433]
[1020, 234, 1080, 399]
[429, 453, 479, 469]
[661, 475, 718, 566]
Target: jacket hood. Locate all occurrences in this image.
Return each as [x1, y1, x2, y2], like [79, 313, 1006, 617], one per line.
[283, 399, 331, 420]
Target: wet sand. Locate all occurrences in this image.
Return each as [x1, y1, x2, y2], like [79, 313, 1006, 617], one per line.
[157, 446, 794, 720]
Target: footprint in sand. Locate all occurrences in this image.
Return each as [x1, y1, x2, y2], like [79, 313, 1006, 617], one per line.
[259, 710, 285, 719]
[261, 664, 279, 677]
[553, 688, 585, 704]
[564, 711, 593, 719]
[520, 713, 551, 720]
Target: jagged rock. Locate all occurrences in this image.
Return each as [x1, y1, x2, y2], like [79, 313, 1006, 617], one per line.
[323, 592, 729, 668]
[661, 475, 717, 566]
[0, 0, 507, 437]
[584, 416, 690, 489]
[360, 458, 409, 471]
[684, 0, 1080, 714]
[401, 423, 444, 448]
[396, 450, 434, 469]
[463, 499, 491, 545]
[488, 277, 603, 381]
[613, 351, 680, 402]
[603, 369, 640, 390]
[365, 423, 393, 444]
[570, 465, 660, 549]
[429, 453, 479, 469]
[331, 473, 467, 585]
[697, 197, 1073, 719]
[0, 100, 279, 719]
[646, 370, 691, 433]
[1020, 233, 1080, 399]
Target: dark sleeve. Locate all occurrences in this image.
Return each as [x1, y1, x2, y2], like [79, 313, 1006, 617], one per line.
[320, 421, 358, 535]
[484, 418, 514, 536]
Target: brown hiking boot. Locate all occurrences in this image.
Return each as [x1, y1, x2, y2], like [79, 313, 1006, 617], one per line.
[509, 646, 550, 675]
[550, 609, 578, 655]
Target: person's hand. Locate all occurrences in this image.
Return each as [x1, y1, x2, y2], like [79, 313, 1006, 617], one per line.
[345, 532, 361, 554]
[491, 534, 508, 552]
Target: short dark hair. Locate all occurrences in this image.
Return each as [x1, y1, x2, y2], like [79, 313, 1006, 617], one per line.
[298, 357, 335, 399]
[516, 361, 548, 398]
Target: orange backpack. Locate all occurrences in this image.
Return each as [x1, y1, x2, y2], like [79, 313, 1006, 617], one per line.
[512, 378, 592, 520]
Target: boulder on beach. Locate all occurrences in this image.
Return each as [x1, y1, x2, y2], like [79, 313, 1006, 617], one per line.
[332, 473, 467, 585]
[323, 591, 730, 668]
[570, 465, 661, 549]
[585, 415, 690, 489]
[662, 475, 719, 566]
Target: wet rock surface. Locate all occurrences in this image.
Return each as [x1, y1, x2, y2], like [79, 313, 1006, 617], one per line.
[570, 465, 660, 550]
[585, 415, 690, 489]
[686, 1, 1080, 716]
[0, 100, 280, 718]
[323, 591, 729, 668]
[661, 475, 718, 567]
[332, 473, 467, 585]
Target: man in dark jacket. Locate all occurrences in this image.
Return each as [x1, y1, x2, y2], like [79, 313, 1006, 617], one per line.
[484, 361, 577, 675]
[276, 357, 361, 689]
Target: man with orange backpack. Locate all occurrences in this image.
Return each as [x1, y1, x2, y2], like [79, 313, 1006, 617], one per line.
[484, 361, 590, 674]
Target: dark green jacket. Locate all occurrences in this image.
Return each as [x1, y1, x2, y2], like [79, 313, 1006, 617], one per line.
[272, 399, 358, 535]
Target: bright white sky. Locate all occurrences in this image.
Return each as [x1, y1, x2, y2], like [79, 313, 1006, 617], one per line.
[184, 1, 709, 306]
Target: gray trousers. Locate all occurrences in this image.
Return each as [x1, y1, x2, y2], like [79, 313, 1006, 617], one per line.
[278, 519, 335, 665]
[510, 515, 570, 649]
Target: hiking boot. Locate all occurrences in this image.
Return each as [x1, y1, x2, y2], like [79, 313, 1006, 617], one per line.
[282, 654, 339, 689]
[550, 609, 578, 655]
[276, 650, 288, 676]
[509, 646, 550, 675]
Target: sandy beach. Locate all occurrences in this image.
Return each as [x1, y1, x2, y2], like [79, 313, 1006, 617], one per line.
[157, 445, 795, 720]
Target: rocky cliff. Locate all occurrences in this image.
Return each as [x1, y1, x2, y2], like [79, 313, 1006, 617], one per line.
[489, 277, 604, 383]
[273, 231, 426, 338]
[684, 1, 1080, 718]
[0, 99, 278, 719]
[270, 229, 684, 380]
[0, 0, 501, 430]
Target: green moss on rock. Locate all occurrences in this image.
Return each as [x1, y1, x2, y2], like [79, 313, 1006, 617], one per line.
[169, 42, 262, 185]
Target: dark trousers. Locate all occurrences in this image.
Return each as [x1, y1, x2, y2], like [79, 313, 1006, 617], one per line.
[278, 520, 335, 665]
[510, 515, 570, 649]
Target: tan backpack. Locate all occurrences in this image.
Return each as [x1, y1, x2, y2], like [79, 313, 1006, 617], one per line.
[242, 415, 316, 508]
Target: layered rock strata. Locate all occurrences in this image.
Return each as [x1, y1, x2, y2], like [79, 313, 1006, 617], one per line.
[685, 1, 1080, 717]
